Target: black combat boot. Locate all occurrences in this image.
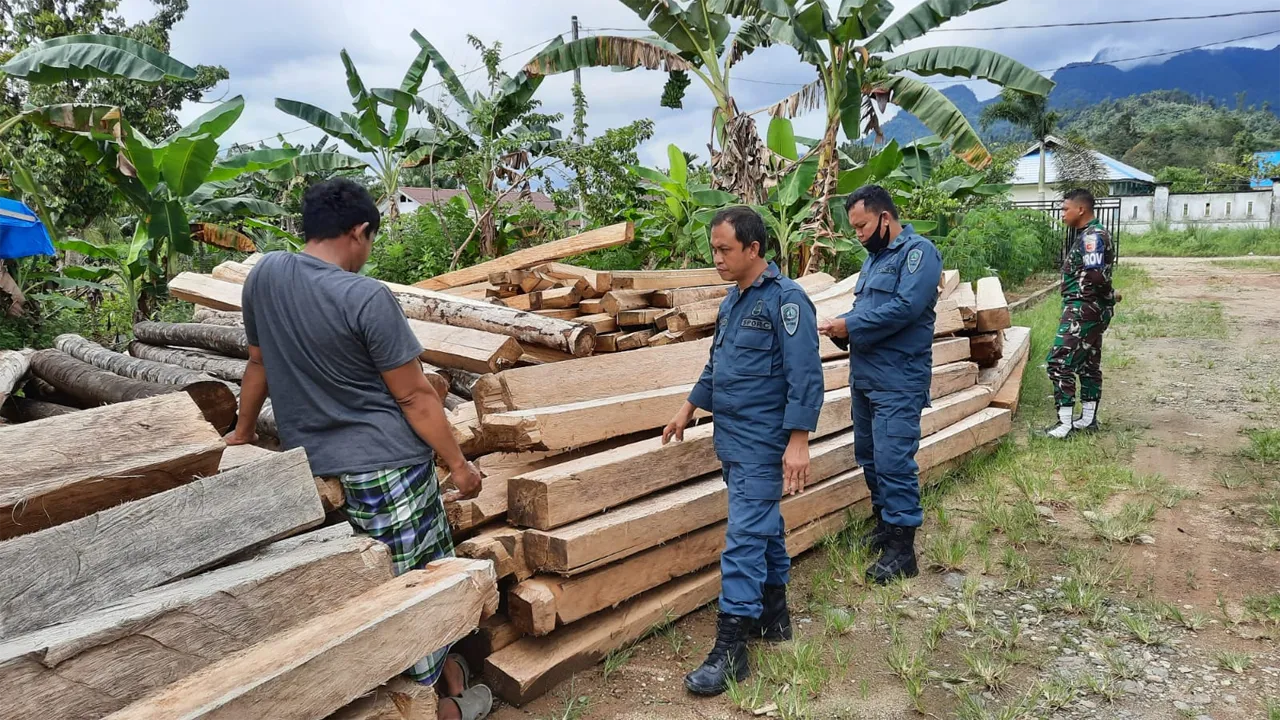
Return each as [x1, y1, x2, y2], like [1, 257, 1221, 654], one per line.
[685, 612, 752, 696]
[861, 505, 890, 553]
[866, 525, 919, 585]
[756, 584, 792, 642]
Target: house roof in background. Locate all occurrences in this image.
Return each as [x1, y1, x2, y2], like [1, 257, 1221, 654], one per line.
[1012, 135, 1155, 186]
[398, 187, 557, 213]
[1252, 150, 1280, 188]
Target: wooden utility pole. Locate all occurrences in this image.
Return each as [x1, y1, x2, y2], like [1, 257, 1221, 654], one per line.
[572, 15, 586, 219]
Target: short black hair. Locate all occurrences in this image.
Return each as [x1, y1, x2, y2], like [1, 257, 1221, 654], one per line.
[711, 205, 768, 250]
[1062, 188, 1095, 211]
[302, 178, 381, 241]
[845, 184, 899, 219]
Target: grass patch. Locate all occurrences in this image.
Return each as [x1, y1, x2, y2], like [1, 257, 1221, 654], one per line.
[1115, 300, 1229, 340]
[1216, 650, 1253, 674]
[1244, 593, 1280, 625]
[923, 528, 970, 571]
[1212, 258, 1280, 272]
[1123, 226, 1280, 258]
[1242, 428, 1280, 464]
[600, 646, 633, 682]
[1087, 501, 1157, 543]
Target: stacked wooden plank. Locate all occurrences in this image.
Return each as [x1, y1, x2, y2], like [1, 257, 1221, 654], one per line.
[420, 267, 1026, 706]
[948, 275, 1014, 369]
[0, 396, 497, 720]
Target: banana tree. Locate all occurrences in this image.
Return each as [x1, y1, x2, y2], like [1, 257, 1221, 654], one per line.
[401, 32, 564, 258]
[750, 117, 820, 275]
[0, 34, 202, 236]
[523, 0, 788, 205]
[22, 99, 296, 313]
[629, 144, 737, 265]
[275, 30, 446, 222]
[760, 0, 1053, 267]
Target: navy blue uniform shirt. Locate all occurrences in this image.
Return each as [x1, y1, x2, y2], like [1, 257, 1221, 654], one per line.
[688, 262, 825, 464]
[836, 225, 942, 393]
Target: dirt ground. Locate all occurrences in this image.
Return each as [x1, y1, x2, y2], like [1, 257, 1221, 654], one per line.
[488, 257, 1280, 720]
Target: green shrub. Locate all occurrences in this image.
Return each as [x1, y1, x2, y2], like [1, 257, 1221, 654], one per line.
[1123, 225, 1280, 257]
[368, 201, 477, 286]
[936, 205, 1062, 285]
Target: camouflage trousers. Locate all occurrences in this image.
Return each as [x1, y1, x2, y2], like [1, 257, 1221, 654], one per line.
[1046, 301, 1113, 408]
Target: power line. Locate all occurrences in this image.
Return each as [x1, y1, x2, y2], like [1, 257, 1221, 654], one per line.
[580, 9, 1280, 34]
[236, 33, 565, 147]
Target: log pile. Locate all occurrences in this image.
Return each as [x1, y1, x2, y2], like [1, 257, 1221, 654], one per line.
[0, 404, 497, 720]
[949, 275, 1013, 369]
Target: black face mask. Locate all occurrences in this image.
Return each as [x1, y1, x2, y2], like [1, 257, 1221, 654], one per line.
[863, 214, 890, 254]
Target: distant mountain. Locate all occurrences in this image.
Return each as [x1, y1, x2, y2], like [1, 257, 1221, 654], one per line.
[879, 44, 1280, 146]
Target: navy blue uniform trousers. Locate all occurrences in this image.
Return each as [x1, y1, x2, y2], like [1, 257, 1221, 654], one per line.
[851, 388, 927, 528]
[720, 461, 789, 618]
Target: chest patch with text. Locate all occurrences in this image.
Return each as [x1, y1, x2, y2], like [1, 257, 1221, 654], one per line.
[740, 317, 773, 331]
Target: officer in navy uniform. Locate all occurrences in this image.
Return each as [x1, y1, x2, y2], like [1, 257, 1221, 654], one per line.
[819, 185, 942, 585]
[664, 206, 824, 697]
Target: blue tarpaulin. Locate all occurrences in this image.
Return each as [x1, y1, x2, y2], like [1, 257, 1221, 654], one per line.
[0, 197, 55, 260]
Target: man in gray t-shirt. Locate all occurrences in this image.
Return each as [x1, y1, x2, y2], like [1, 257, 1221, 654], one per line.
[226, 179, 491, 719]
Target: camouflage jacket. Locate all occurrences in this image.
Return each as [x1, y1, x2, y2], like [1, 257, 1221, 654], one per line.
[1061, 219, 1115, 306]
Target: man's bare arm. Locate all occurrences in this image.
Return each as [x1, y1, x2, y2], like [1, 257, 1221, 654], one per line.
[227, 345, 267, 445]
[381, 360, 481, 500]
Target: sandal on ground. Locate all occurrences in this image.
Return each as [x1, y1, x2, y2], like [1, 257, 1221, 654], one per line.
[444, 684, 493, 720]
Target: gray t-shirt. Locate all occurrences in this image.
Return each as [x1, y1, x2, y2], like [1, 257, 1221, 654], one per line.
[242, 251, 433, 476]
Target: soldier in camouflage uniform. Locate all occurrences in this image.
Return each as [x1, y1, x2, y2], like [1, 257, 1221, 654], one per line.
[1043, 188, 1117, 439]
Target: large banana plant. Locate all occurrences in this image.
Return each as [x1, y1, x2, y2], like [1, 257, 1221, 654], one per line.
[760, 0, 1052, 268]
[523, 0, 786, 205]
[274, 31, 449, 220]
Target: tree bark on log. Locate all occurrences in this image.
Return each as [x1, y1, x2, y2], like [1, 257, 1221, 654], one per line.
[28, 349, 236, 432]
[192, 307, 245, 327]
[0, 349, 30, 407]
[134, 321, 249, 359]
[396, 293, 596, 357]
[55, 334, 218, 387]
[439, 368, 480, 400]
[127, 342, 248, 382]
[10, 397, 78, 422]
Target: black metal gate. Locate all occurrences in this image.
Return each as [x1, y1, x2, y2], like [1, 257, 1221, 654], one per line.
[1012, 197, 1123, 260]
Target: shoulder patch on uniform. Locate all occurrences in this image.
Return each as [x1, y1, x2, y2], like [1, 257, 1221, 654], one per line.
[1082, 232, 1099, 253]
[781, 303, 800, 336]
[907, 247, 923, 274]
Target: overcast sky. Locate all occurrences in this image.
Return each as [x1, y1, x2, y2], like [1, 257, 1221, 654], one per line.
[118, 0, 1280, 170]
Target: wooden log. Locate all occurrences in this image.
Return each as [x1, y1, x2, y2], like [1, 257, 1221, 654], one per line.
[456, 527, 532, 581]
[931, 361, 979, 400]
[578, 299, 604, 314]
[0, 349, 29, 407]
[9, 396, 77, 422]
[532, 308, 580, 321]
[600, 289, 653, 316]
[534, 262, 611, 297]
[439, 368, 481, 400]
[0, 531, 394, 720]
[452, 614, 522, 672]
[651, 285, 730, 308]
[28, 349, 236, 432]
[614, 329, 653, 351]
[979, 326, 1031, 392]
[975, 276, 1011, 331]
[574, 313, 617, 334]
[796, 271, 837, 296]
[594, 333, 619, 352]
[616, 307, 663, 327]
[809, 272, 860, 303]
[934, 297, 966, 336]
[521, 386, 993, 574]
[408, 319, 523, 374]
[328, 678, 438, 720]
[104, 559, 496, 720]
[611, 268, 729, 291]
[951, 280, 977, 328]
[218, 442, 273, 471]
[193, 307, 245, 326]
[933, 336, 971, 366]
[442, 280, 498, 301]
[169, 271, 243, 310]
[939, 269, 960, 300]
[481, 384, 699, 452]
[530, 286, 580, 310]
[0, 393, 225, 541]
[0, 448, 324, 638]
[396, 292, 595, 357]
[443, 452, 563, 534]
[127, 341, 247, 382]
[500, 293, 533, 311]
[211, 259, 252, 284]
[968, 331, 1004, 369]
[654, 308, 677, 330]
[516, 343, 576, 366]
[134, 320, 249, 359]
[665, 297, 721, 333]
[487, 569, 721, 705]
[414, 223, 632, 290]
[508, 387, 855, 531]
[991, 352, 1028, 412]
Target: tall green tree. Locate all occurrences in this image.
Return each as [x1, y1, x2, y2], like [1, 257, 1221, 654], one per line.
[522, 1, 781, 204]
[980, 88, 1060, 201]
[761, 0, 1052, 267]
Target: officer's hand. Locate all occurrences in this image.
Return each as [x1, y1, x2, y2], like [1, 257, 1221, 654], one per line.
[783, 432, 810, 496]
[442, 460, 484, 503]
[662, 402, 696, 445]
[818, 317, 848, 339]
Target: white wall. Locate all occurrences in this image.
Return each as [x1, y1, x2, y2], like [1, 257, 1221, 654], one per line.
[1009, 184, 1063, 203]
[1127, 189, 1275, 231]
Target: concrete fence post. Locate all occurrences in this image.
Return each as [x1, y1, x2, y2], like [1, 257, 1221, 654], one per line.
[1153, 183, 1171, 226]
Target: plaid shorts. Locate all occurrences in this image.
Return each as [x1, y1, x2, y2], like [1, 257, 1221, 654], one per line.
[340, 462, 455, 684]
